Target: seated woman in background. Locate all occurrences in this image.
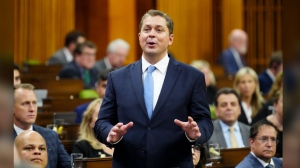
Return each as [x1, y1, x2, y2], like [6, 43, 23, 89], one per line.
[252, 70, 283, 124]
[190, 60, 217, 105]
[233, 67, 265, 125]
[72, 98, 113, 157]
[192, 144, 207, 168]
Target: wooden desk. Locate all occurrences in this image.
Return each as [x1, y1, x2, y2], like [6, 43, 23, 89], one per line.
[75, 157, 112, 168]
[208, 147, 250, 168]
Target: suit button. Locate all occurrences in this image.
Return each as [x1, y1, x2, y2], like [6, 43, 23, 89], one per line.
[148, 127, 151, 130]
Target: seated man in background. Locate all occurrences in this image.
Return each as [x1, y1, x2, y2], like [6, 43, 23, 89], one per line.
[95, 38, 130, 72]
[14, 63, 21, 86]
[258, 51, 282, 96]
[219, 29, 248, 75]
[208, 88, 250, 149]
[13, 83, 71, 168]
[74, 69, 113, 123]
[47, 30, 86, 66]
[236, 120, 282, 168]
[15, 130, 48, 168]
[58, 41, 98, 89]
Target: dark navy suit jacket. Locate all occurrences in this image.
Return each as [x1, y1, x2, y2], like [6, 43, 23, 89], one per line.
[58, 61, 98, 89]
[94, 55, 213, 168]
[236, 153, 282, 168]
[220, 48, 246, 75]
[258, 70, 274, 95]
[14, 125, 71, 168]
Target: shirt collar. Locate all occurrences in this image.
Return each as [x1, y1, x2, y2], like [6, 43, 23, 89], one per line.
[62, 47, 73, 62]
[266, 69, 276, 81]
[251, 151, 275, 167]
[104, 57, 112, 69]
[14, 124, 33, 135]
[219, 120, 240, 133]
[142, 54, 170, 74]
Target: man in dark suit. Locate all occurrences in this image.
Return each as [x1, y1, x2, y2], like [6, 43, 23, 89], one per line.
[94, 38, 130, 72]
[47, 30, 86, 66]
[236, 120, 282, 168]
[219, 29, 248, 75]
[94, 9, 213, 168]
[58, 41, 98, 89]
[208, 88, 250, 149]
[258, 51, 283, 95]
[13, 83, 71, 168]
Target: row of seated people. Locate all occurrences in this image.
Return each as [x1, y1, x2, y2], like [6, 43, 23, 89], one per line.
[17, 86, 281, 168]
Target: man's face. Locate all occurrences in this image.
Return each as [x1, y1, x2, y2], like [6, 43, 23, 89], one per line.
[215, 93, 241, 126]
[77, 47, 96, 69]
[250, 125, 277, 162]
[14, 69, 21, 86]
[108, 46, 128, 68]
[232, 34, 248, 55]
[14, 89, 38, 128]
[96, 80, 107, 98]
[17, 133, 48, 168]
[139, 16, 173, 59]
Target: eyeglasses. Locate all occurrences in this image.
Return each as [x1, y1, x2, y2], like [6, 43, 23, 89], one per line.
[256, 136, 279, 145]
[191, 145, 200, 153]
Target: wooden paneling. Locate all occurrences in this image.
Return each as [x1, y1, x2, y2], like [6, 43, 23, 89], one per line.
[14, 0, 75, 65]
[157, 0, 213, 64]
[244, 0, 282, 72]
[221, 0, 244, 50]
[75, 0, 109, 61]
[108, 0, 137, 64]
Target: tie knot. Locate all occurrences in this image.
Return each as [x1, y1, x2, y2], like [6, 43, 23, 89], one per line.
[147, 65, 156, 73]
[229, 126, 234, 132]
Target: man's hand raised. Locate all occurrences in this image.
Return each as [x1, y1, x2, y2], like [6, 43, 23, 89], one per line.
[107, 122, 133, 143]
[174, 116, 201, 140]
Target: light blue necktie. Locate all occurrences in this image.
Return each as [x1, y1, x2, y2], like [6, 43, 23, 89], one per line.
[144, 65, 156, 119]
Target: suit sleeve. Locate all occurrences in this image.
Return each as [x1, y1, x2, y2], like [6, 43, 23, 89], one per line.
[94, 73, 118, 146]
[191, 73, 214, 144]
[56, 134, 72, 168]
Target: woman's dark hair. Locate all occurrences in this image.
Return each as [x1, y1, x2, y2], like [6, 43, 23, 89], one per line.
[195, 144, 207, 168]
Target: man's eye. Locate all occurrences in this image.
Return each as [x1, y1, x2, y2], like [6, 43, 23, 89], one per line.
[25, 147, 34, 151]
[39, 147, 46, 151]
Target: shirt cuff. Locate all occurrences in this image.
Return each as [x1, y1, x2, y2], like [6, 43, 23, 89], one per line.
[185, 132, 198, 142]
[110, 136, 123, 145]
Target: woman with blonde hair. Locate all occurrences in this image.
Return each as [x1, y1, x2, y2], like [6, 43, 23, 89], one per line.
[190, 60, 217, 105]
[72, 98, 113, 157]
[233, 67, 265, 125]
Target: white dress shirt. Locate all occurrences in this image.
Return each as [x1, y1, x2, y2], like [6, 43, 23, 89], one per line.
[219, 120, 245, 148]
[251, 151, 275, 168]
[14, 124, 33, 135]
[142, 54, 169, 110]
[241, 101, 252, 124]
[62, 47, 73, 62]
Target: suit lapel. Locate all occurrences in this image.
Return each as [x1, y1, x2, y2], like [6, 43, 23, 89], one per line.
[239, 123, 250, 146]
[215, 120, 228, 148]
[130, 60, 148, 118]
[249, 154, 264, 168]
[151, 57, 181, 120]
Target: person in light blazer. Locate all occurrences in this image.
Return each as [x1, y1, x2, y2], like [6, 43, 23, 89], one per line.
[94, 9, 213, 168]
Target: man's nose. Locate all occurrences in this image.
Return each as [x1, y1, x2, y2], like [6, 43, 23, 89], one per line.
[33, 149, 41, 155]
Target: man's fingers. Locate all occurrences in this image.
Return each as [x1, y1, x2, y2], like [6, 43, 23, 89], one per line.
[174, 119, 184, 127]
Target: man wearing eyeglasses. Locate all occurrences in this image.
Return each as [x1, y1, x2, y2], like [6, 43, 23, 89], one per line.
[58, 41, 98, 89]
[236, 119, 282, 168]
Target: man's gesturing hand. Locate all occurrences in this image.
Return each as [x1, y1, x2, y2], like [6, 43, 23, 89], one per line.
[174, 116, 201, 140]
[107, 122, 133, 143]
